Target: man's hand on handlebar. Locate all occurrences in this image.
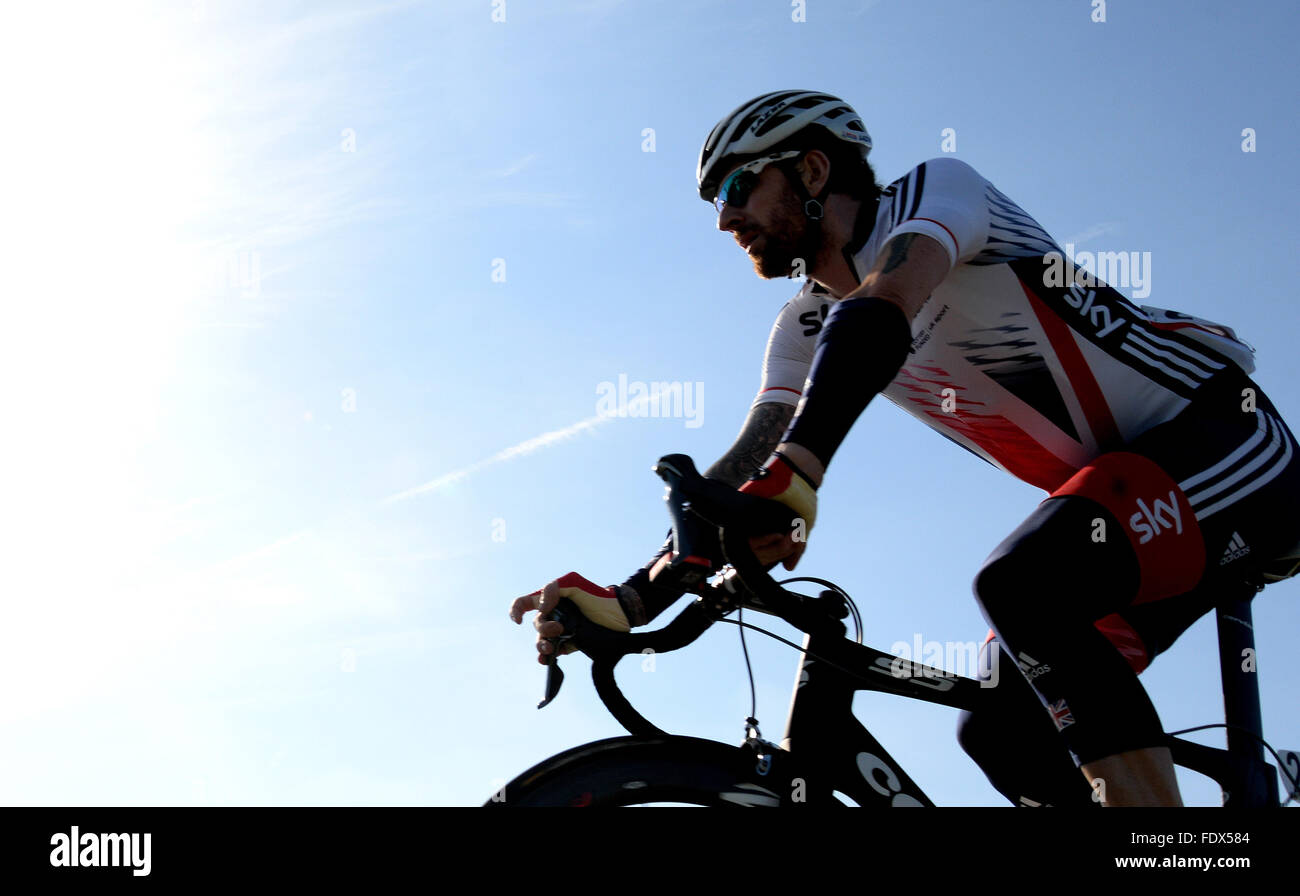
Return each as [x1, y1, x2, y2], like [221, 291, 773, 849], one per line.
[509, 448, 816, 665]
[509, 572, 632, 665]
[750, 530, 806, 571]
[738, 451, 819, 571]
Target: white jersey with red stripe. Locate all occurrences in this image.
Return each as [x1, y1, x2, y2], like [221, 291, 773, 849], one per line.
[754, 157, 1258, 492]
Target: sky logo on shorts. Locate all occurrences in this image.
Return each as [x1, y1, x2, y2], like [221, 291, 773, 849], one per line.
[1129, 490, 1183, 544]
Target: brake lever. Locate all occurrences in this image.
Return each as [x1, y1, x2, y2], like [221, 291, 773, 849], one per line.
[537, 603, 576, 709]
[538, 657, 564, 709]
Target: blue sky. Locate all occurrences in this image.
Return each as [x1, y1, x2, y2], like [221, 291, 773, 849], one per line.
[3, 0, 1298, 807]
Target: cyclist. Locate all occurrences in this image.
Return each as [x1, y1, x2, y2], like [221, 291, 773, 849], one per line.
[509, 91, 1300, 807]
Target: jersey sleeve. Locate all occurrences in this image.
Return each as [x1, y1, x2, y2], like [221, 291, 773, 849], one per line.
[877, 157, 993, 270]
[752, 288, 822, 409]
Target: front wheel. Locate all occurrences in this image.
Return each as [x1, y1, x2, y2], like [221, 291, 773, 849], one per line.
[483, 735, 817, 807]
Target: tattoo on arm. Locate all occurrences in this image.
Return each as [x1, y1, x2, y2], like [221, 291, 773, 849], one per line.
[705, 403, 797, 487]
[879, 233, 917, 275]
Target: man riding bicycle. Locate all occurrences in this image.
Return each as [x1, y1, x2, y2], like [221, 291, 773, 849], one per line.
[509, 91, 1300, 807]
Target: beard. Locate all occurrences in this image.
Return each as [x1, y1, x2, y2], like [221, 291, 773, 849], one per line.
[749, 183, 824, 280]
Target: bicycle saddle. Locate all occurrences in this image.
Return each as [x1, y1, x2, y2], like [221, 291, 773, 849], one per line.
[1259, 536, 1300, 584]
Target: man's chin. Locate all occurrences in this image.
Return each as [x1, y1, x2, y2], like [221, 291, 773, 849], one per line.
[752, 251, 798, 279]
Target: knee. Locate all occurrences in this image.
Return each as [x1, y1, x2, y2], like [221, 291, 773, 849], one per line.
[955, 705, 1035, 806]
[956, 708, 990, 762]
[957, 691, 1099, 808]
[972, 546, 1040, 620]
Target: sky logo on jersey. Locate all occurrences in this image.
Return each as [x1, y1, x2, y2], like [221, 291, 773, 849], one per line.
[798, 302, 829, 336]
[1129, 490, 1183, 544]
[1061, 282, 1127, 339]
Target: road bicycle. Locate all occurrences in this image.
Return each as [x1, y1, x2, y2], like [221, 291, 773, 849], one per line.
[486, 454, 1300, 807]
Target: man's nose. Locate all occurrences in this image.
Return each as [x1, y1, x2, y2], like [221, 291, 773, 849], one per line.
[717, 203, 742, 232]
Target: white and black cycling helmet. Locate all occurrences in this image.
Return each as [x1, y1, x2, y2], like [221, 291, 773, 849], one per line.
[697, 90, 873, 203]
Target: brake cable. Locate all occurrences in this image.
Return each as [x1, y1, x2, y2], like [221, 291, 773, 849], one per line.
[776, 576, 864, 645]
[729, 575, 864, 742]
[736, 600, 762, 741]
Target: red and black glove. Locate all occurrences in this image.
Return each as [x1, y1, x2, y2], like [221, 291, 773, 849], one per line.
[739, 451, 819, 533]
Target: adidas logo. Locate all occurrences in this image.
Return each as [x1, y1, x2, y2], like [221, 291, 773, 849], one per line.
[1016, 651, 1050, 680]
[1220, 531, 1251, 566]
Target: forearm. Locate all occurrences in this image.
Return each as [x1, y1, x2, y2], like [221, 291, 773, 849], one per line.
[778, 233, 947, 475]
[778, 297, 912, 474]
[704, 403, 797, 487]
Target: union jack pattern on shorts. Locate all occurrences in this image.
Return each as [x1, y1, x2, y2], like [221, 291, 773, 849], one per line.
[1048, 699, 1075, 731]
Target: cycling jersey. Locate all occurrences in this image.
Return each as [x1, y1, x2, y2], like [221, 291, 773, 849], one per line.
[753, 157, 1259, 493]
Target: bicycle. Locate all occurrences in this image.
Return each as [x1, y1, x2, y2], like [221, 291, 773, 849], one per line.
[486, 454, 1300, 807]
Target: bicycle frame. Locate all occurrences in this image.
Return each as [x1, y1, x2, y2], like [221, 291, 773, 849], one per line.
[743, 593, 1283, 807]
[530, 454, 1292, 807]
[772, 626, 987, 807]
[563, 593, 1287, 807]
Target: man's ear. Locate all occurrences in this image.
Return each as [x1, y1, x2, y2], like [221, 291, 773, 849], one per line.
[798, 149, 831, 194]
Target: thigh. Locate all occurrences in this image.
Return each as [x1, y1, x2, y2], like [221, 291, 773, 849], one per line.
[1121, 372, 1300, 592]
[976, 490, 1140, 624]
[1048, 373, 1300, 600]
[1029, 369, 1300, 667]
[974, 491, 1158, 673]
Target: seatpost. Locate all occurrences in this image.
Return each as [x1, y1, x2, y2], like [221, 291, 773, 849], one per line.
[1216, 593, 1263, 762]
[1214, 583, 1279, 806]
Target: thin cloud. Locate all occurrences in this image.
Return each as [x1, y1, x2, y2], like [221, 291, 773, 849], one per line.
[486, 154, 539, 179]
[234, 396, 659, 564]
[382, 413, 613, 504]
[382, 381, 676, 504]
[211, 410, 623, 575]
[243, 1, 425, 58]
[472, 191, 576, 209]
[1063, 221, 1119, 247]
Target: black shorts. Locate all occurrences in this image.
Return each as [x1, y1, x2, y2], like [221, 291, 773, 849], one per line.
[1053, 367, 1300, 667]
[962, 365, 1300, 792]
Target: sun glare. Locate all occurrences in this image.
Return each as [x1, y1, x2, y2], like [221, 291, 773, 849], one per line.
[3, 5, 225, 715]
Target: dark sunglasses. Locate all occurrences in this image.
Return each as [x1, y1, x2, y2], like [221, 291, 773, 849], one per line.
[713, 151, 802, 213]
